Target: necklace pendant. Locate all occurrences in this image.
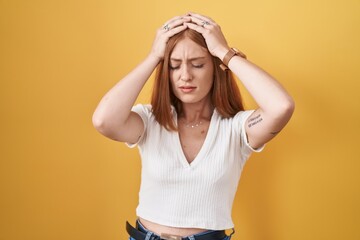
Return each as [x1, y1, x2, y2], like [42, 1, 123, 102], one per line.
[186, 121, 203, 128]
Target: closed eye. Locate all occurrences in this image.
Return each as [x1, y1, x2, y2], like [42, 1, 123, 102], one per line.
[193, 64, 204, 68]
[169, 65, 180, 70]
[169, 64, 204, 70]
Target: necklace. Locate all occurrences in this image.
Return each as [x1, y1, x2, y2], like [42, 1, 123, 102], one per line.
[182, 120, 203, 128]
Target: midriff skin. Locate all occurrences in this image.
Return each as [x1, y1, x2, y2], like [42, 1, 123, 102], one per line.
[139, 217, 208, 237]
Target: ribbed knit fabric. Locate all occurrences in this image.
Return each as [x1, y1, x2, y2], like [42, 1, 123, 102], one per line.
[126, 104, 263, 230]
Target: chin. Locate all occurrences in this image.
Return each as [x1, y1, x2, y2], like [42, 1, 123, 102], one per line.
[175, 95, 209, 105]
[177, 97, 197, 104]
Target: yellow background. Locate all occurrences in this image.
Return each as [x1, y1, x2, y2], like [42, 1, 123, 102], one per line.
[1, 0, 359, 239]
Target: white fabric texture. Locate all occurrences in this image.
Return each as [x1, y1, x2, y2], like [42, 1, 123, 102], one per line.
[126, 104, 264, 230]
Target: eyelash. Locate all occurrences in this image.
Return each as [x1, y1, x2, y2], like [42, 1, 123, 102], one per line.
[170, 64, 204, 70]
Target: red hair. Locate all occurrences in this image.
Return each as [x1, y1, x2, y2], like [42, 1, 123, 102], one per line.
[151, 29, 244, 131]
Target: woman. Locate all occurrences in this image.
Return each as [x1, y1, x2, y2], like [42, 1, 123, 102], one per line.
[93, 12, 294, 240]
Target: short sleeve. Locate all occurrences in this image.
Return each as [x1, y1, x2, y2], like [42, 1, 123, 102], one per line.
[234, 110, 265, 153]
[125, 104, 152, 148]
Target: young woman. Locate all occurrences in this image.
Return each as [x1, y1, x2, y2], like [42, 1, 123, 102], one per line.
[93, 12, 294, 240]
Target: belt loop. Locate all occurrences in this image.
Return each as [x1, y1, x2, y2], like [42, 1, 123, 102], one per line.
[145, 231, 153, 240]
[228, 228, 235, 238]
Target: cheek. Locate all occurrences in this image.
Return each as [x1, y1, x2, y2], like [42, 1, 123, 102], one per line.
[169, 74, 176, 88]
[202, 70, 214, 88]
[169, 74, 179, 95]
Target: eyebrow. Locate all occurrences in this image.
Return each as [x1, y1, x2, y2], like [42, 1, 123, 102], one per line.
[170, 57, 206, 62]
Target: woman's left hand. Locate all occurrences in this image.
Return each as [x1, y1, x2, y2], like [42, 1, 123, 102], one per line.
[185, 12, 230, 60]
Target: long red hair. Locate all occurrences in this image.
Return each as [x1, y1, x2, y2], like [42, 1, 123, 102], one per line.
[151, 29, 244, 131]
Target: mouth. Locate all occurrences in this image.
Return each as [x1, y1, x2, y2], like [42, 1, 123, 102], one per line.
[179, 86, 196, 93]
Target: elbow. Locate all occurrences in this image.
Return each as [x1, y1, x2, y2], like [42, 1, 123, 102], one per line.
[92, 114, 116, 139]
[92, 112, 106, 133]
[284, 96, 295, 113]
[92, 112, 125, 141]
[92, 110, 114, 135]
[266, 96, 295, 120]
[278, 96, 295, 119]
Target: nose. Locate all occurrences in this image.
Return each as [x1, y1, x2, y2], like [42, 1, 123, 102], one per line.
[180, 65, 192, 82]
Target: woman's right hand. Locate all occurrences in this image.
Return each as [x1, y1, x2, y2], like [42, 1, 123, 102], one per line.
[149, 15, 191, 62]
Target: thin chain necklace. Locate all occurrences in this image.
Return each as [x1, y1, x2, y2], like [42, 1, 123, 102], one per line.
[181, 120, 203, 128]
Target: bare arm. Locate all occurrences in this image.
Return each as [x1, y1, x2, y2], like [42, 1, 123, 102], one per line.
[92, 54, 159, 142]
[92, 16, 191, 142]
[185, 12, 295, 149]
[225, 56, 294, 149]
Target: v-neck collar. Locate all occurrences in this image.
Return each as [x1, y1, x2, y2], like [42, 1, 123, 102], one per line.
[172, 107, 217, 168]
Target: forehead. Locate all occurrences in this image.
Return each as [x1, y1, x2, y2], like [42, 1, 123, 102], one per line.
[170, 37, 210, 59]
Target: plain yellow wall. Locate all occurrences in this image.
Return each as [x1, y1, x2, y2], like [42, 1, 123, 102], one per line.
[1, 0, 359, 239]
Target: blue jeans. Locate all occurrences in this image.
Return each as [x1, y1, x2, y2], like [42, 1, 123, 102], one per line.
[128, 219, 233, 240]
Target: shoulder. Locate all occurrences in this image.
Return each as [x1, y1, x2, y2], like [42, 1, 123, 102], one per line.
[131, 104, 154, 118]
[214, 109, 257, 136]
[132, 103, 152, 112]
[234, 109, 255, 118]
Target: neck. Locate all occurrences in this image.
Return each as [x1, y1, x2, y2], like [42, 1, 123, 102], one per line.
[179, 98, 213, 123]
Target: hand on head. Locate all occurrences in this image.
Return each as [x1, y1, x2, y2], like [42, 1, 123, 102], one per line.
[150, 15, 191, 62]
[150, 12, 230, 62]
[184, 12, 229, 59]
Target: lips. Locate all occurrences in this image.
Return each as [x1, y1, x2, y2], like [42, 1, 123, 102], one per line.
[179, 86, 196, 93]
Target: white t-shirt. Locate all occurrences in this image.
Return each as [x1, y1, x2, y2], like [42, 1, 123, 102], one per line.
[126, 104, 263, 230]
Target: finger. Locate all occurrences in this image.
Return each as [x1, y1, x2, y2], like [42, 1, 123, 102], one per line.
[162, 15, 191, 28]
[169, 17, 191, 29]
[166, 24, 188, 36]
[162, 16, 182, 27]
[162, 16, 191, 32]
[187, 12, 216, 24]
[184, 22, 206, 34]
[187, 16, 212, 28]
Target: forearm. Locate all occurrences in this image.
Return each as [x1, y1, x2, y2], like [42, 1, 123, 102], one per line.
[92, 54, 159, 128]
[227, 55, 294, 115]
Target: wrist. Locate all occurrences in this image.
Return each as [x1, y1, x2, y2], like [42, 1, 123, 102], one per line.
[215, 47, 231, 62]
[220, 47, 247, 71]
[147, 52, 162, 65]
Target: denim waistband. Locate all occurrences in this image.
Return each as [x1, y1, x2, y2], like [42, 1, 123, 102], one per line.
[135, 219, 234, 240]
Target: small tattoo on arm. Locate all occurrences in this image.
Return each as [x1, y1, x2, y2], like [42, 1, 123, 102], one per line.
[248, 113, 283, 135]
[248, 114, 263, 128]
